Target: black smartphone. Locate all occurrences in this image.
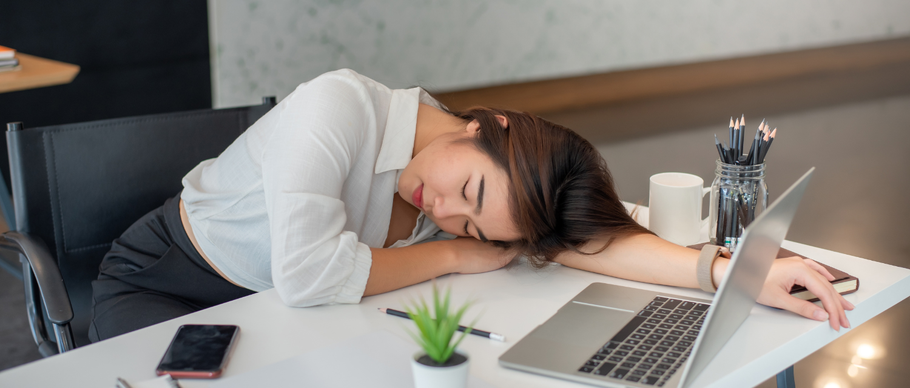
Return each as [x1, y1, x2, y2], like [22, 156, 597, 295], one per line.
[156, 324, 240, 379]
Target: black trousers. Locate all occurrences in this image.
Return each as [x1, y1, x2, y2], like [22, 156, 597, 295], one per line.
[89, 194, 255, 342]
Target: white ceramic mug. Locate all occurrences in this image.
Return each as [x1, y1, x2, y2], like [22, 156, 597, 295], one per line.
[648, 172, 710, 246]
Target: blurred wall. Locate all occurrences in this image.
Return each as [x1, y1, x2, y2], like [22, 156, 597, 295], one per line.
[209, 0, 910, 108]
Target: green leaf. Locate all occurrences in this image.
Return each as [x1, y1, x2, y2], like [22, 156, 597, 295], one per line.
[450, 316, 478, 353]
[402, 280, 481, 365]
[440, 285, 451, 321]
[433, 283, 443, 320]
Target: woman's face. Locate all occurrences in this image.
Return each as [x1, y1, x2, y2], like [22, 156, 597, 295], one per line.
[399, 120, 520, 243]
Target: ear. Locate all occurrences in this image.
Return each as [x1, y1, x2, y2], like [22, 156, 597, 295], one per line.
[495, 115, 509, 129]
[465, 119, 481, 136]
[464, 115, 509, 136]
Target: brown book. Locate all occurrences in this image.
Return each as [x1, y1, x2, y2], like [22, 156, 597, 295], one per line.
[775, 247, 859, 302]
[688, 244, 859, 302]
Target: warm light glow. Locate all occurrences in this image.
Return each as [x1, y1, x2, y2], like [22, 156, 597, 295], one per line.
[816, 376, 849, 388]
[847, 363, 867, 378]
[857, 344, 875, 359]
[850, 355, 862, 365]
[847, 364, 859, 377]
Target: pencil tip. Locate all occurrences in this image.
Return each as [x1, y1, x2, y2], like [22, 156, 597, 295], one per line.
[729, 117, 734, 127]
[378, 307, 386, 313]
[770, 128, 777, 137]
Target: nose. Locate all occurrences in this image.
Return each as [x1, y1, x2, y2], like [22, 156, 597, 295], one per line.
[431, 195, 463, 220]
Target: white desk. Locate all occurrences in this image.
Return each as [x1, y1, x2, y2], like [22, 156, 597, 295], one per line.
[1, 208, 909, 388]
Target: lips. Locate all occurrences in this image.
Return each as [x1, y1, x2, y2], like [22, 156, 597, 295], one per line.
[412, 184, 424, 210]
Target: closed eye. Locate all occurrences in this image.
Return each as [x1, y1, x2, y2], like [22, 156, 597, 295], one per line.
[462, 180, 472, 237]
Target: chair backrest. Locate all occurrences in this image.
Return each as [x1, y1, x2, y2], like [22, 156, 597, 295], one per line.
[6, 98, 275, 346]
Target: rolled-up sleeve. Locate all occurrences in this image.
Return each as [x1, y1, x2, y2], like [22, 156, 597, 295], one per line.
[261, 73, 376, 307]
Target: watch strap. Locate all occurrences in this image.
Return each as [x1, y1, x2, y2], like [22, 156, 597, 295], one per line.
[697, 244, 724, 293]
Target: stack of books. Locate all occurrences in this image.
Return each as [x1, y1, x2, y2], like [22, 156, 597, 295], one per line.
[0, 45, 20, 72]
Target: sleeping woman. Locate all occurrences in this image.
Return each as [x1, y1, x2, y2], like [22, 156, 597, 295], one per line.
[89, 69, 851, 342]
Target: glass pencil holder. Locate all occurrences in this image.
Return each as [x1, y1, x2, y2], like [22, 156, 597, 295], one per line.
[708, 160, 768, 252]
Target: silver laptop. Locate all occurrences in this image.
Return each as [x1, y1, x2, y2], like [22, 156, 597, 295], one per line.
[500, 168, 814, 388]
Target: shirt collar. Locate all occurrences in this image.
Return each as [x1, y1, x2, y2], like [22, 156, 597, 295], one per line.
[374, 87, 448, 176]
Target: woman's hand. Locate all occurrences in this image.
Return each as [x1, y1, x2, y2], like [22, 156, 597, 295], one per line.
[447, 237, 515, 274]
[756, 256, 855, 330]
[365, 238, 512, 296]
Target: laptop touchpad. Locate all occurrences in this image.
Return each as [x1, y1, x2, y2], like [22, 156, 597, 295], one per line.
[531, 303, 633, 348]
[573, 282, 654, 312]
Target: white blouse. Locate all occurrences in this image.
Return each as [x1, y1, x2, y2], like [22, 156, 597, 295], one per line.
[181, 69, 454, 307]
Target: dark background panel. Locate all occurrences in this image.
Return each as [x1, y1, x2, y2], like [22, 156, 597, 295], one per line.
[0, 0, 212, 189]
[0, 0, 213, 367]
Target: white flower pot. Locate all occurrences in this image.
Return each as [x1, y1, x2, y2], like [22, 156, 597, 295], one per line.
[411, 351, 469, 388]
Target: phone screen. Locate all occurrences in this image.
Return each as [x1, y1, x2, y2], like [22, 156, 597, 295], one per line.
[156, 324, 239, 377]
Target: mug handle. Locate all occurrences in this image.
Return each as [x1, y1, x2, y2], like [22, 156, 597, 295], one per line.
[700, 186, 711, 226]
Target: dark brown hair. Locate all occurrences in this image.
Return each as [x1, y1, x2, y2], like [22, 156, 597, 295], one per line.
[453, 107, 653, 267]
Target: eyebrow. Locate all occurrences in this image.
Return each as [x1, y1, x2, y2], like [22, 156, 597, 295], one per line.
[474, 176, 487, 242]
[474, 176, 485, 215]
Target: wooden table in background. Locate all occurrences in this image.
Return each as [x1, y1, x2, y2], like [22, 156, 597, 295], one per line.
[0, 53, 80, 93]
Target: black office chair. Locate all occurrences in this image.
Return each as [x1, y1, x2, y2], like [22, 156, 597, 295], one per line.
[0, 97, 276, 356]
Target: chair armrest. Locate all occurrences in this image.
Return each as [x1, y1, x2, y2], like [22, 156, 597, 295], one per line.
[0, 231, 74, 325]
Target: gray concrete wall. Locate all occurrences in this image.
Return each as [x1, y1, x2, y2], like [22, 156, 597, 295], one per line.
[209, 0, 910, 108]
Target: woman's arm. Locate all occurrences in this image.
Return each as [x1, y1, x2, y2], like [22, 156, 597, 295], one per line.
[555, 233, 853, 330]
[364, 237, 513, 296]
[555, 233, 702, 288]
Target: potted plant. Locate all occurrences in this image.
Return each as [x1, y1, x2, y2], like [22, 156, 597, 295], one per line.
[404, 283, 475, 388]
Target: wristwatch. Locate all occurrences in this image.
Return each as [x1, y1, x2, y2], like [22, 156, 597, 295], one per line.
[697, 244, 725, 293]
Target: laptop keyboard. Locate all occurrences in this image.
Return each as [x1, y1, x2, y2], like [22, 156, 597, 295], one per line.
[577, 296, 710, 387]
